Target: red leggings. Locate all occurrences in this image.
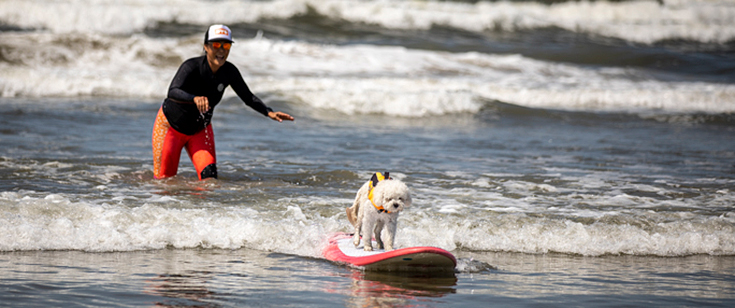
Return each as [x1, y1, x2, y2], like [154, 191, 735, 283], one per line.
[152, 107, 217, 180]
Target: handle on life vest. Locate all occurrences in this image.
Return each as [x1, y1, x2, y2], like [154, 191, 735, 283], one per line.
[370, 171, 390, 188]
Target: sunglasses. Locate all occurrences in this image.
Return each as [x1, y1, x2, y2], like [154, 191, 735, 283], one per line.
[209, 42, 232, 50]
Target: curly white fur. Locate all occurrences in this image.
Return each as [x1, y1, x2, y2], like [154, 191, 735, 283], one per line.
[346, 178, 412, 251]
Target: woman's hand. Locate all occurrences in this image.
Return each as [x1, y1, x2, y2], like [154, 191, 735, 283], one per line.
[194, 96, 210, 113]
[268, 111, 295, 122]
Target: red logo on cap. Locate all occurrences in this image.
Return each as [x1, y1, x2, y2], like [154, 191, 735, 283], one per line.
[215, 28, 229, 36]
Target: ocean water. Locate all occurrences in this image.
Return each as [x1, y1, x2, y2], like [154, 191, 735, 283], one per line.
[1, 0, 735, 306]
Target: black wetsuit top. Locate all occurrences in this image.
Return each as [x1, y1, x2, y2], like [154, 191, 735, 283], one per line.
[162, 55, 272, 135]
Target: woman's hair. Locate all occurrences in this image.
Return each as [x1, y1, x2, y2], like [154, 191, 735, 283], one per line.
[202, 30, 209, 55]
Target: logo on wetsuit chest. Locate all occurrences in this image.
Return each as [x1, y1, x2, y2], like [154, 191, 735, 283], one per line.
[217, 84, 225, 92]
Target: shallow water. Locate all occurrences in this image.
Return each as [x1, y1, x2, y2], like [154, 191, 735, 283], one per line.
[1, 97, 734, 306]
[2, 249, 733, 307]
[2, 0, 735, 306]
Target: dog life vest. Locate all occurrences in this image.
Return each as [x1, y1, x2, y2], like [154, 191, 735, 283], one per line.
[368, 172, 392, 214]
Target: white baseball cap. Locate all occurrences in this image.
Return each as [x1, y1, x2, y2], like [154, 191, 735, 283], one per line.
[205, 24, 233, 43]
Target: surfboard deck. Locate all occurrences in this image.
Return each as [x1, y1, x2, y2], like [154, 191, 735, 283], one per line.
[323, 233, 456, 272]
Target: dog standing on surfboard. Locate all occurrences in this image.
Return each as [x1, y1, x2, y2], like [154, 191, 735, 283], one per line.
[346, 172, 412, 251]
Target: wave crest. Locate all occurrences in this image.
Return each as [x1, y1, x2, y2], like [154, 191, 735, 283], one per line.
[2, 0, 734, 44]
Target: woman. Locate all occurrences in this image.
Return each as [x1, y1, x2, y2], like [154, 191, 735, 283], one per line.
[152, 24, 294, 180]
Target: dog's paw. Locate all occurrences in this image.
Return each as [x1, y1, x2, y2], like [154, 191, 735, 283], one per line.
[363, 245, 373, 251]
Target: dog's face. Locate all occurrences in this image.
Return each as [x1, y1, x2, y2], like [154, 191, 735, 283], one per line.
[372, 179, 412, 212]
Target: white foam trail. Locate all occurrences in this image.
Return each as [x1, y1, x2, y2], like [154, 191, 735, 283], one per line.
[1, 0, 734, 44]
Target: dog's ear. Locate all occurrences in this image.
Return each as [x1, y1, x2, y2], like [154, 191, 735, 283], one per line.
[373, 183, 386, 204]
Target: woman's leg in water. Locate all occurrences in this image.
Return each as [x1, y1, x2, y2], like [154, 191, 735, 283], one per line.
[152, 107, 188, 179]
[185, 124, 217, 180]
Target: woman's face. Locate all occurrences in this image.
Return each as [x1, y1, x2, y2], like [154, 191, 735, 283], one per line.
[204, 40, 231, 71]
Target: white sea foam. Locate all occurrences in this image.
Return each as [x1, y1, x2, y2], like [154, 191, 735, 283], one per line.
[2, 0, 734, 114]
[398, 209, 735, 256]
[2, 31, 733, 115]
[0, 32, 189, 98]
[0, 192, 338, 256]
[1, 179, 733, 256]
[1, 0, 734, 44]
[327, 0, 735, 44]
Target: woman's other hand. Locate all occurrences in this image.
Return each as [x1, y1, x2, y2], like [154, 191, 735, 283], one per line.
[268, 111, 295, 122]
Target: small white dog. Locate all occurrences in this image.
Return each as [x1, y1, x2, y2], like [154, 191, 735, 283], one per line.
[346, 172, 412, 251]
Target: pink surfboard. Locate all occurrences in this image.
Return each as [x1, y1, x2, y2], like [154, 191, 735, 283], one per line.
[323, 233, 456, 272]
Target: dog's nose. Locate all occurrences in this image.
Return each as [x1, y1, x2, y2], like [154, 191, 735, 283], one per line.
[393, 203, 399, 208]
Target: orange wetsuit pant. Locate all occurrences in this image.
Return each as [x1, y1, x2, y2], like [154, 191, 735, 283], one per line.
[152, 107, 216, 180]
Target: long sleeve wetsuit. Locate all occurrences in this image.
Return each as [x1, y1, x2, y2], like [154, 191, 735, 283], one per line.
[152, 56, 273, 180]
[162, 55, 272, 135]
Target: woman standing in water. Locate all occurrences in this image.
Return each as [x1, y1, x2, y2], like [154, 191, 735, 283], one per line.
[152, 24, 294, 180]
